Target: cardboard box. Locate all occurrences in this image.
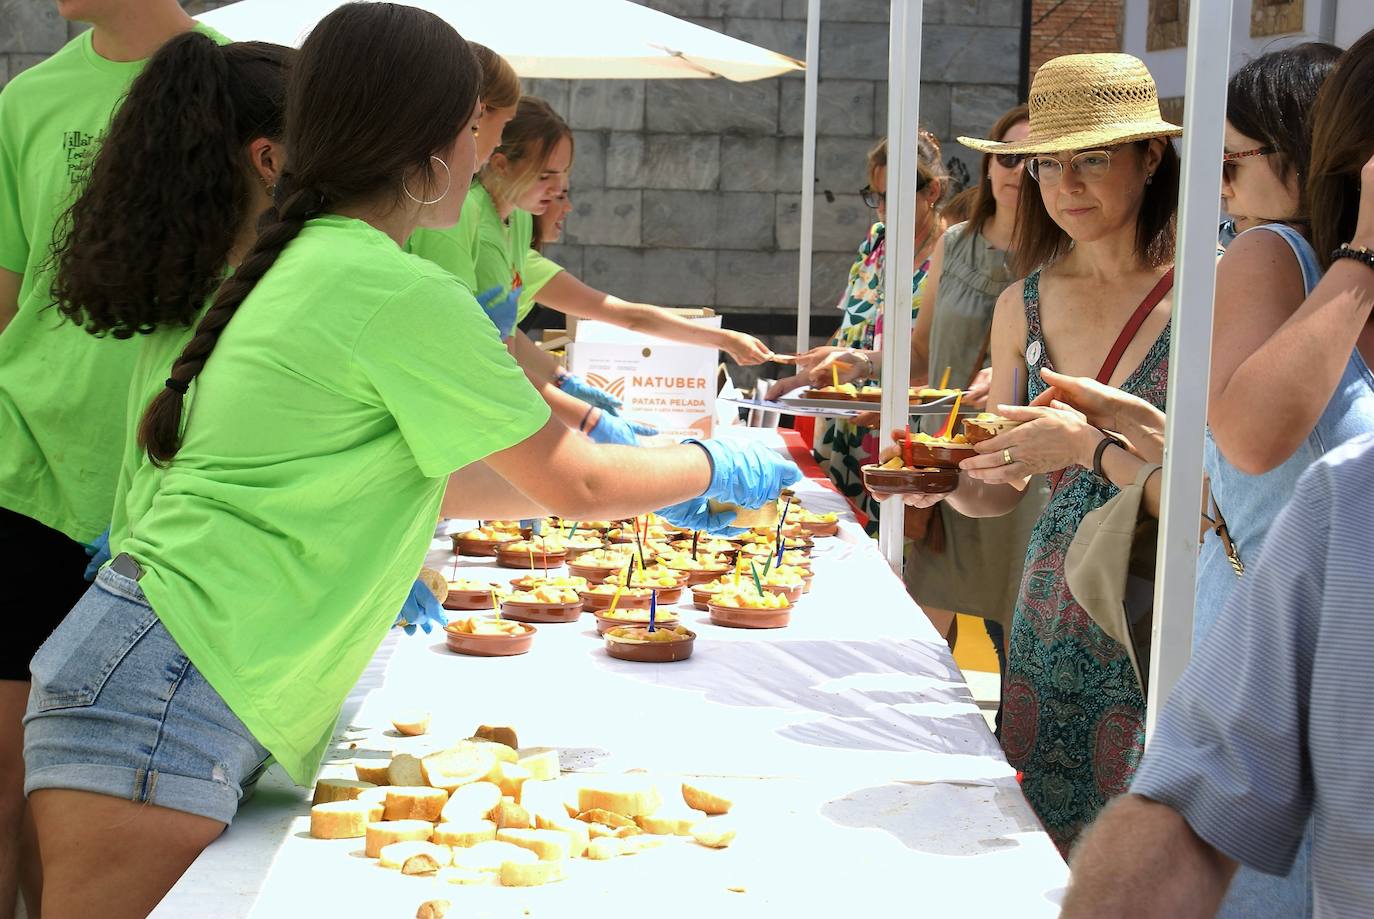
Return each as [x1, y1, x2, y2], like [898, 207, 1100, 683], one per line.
[567, 316, 722, 438]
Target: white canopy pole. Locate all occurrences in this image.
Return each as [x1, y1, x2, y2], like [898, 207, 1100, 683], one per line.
[1145, 0, 1233, 734]
[795, 0, 821, 353]
[877, 0, 922, 572]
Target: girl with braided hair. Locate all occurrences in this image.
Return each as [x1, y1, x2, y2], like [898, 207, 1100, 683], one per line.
[22, 5, 797, 914]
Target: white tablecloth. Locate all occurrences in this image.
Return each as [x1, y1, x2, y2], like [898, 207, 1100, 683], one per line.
[152, 429, 1068, 918]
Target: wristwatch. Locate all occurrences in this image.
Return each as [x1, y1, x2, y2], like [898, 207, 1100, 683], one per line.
[849, 349, 875, 377]
[1092, 430, 1128, 479]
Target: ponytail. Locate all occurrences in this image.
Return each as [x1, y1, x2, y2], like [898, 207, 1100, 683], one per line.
[138, 2, 480, 464]
[50, 33, 292, 339]
[139, 183, 324, 463]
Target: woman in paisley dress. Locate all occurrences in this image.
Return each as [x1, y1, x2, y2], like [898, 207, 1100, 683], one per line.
[774, 133, 947, 525]
[879, 53, 1182, 852]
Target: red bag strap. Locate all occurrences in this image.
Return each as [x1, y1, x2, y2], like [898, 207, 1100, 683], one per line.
[1096, 268, 1174, 384]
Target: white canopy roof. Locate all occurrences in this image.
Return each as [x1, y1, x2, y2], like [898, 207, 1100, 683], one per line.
[198, 0, 803, 81]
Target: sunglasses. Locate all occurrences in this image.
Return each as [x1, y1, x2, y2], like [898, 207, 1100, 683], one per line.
[1221, 145, 1276, 183]
[1026, 149, 1115, 186]
[860, 175, 931, 209]
[994, 153, 1026, 169]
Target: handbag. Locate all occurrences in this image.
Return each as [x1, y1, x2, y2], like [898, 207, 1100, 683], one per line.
[1065, 463, 1161, 696]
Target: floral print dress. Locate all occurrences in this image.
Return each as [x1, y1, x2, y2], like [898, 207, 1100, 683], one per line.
[813, 222, 929, 525]
[1002, 269, 1170, 854]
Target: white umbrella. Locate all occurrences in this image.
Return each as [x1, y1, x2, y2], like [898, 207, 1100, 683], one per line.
[198, 0, 803, 81]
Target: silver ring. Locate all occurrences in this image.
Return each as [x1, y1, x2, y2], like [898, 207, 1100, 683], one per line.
[1002, 448, 1013, 465]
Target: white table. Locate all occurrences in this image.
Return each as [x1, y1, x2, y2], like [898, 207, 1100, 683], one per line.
[153, 429, 1068, 918]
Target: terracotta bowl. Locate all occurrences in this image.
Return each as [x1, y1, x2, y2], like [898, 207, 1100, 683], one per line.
[762, 583, 805, 603]
[567, 560, 635, 584]
[579, 589, 653, 612]
[442, 586, 503, 611]
[691, 584, 725, 611]
[962, 415, 1021, 446]
[508, 575, 588, 592]
[444, 622, 536, 657]
[708, 601, 792, 630]
[451, 533, 519, 557]
[670, 566, 732, 587]
[899, 440, 977, 468]
[668, 539, 737, 560]
[604, 627, 696, 663]
[799, 519, 839, 538]
[862, 464, 960, 498]
[494, 546, 569, 570]
[499, 598, 584, 623]
[594, 610, 681, 635]
[802, 388, 857, 402]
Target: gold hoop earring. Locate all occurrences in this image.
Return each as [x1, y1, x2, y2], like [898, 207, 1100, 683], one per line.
[403, 155, 451, 206]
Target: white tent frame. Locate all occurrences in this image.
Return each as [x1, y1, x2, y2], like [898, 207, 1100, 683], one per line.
[791, 0, 1233, 719]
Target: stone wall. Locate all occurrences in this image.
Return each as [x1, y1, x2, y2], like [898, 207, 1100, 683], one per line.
[527, 0, 1025, 356]
[1030, 0, 1124, 75]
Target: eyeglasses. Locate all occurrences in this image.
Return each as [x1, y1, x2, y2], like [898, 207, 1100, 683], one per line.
[1221, 145, 1276, 183]
[1027, 149, 1114, 186]
[860, 175, 930, 210]
[994, 153, 1026, 169]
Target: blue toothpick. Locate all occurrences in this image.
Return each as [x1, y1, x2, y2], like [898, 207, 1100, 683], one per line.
[648, 589, 657, 633]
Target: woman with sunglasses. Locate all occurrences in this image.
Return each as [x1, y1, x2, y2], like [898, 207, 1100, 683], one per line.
[880, 53, 1181, 852]
[888, 105, 1053, 704]
[774, 133, 947, 526]
[1181, 40, 1373, 919]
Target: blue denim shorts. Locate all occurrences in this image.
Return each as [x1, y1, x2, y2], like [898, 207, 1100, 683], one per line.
[24, 565, 271, 825]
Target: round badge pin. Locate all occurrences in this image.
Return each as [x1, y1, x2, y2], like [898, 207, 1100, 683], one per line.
[1025, 340, 1043, 366]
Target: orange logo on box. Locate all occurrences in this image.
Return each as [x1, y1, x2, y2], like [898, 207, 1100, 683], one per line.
[585, 373, 626, 400]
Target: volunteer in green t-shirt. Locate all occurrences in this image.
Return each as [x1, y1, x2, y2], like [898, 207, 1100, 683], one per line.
[518, 173, 574, 317]
[0, 1, 223, 912]
[459, 98, 776, 447]
[404, 43, 520, 298]
[22, 8, 798, 911]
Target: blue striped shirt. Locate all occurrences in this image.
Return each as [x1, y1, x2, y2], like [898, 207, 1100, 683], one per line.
[1131, 432, 1374, 918]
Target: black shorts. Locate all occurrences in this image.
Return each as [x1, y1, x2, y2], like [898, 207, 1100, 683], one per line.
[1, 505, 93, 681]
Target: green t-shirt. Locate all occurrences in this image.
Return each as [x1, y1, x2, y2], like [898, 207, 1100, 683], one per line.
[517, 248, 564, 319]
[123, 216, 550, 785]
[0, 25, 227, 542]
[468, 182, 536, 321]
[107, 299, 210, 557]
[403, 190, 481, 292]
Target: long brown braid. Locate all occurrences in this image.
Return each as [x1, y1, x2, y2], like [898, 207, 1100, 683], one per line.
[137, 2, 481, 464]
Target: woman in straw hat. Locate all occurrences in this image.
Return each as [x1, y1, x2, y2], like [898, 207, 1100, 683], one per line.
[875, 52, 1181, 851]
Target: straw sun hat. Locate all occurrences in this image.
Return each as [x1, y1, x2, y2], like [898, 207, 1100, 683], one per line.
[959, 53, 1181, 155]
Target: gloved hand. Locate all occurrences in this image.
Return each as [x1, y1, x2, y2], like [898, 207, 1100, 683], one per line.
[394, 577, 448, 636]
[587, 411, 658, 446]
[83, 527, 111, 582]
[685, 438, 802, 509]
[519, 518, 544, 537]
[557, 371, 623, 415]
[655, 497, 741, 536]
[477, 285, 520, 339]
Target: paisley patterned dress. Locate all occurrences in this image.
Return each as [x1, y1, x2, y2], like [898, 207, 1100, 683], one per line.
[1001, 269, 1171, 853]
[813, 222, 929, 525]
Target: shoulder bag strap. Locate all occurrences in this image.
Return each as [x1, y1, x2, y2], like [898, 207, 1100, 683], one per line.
[1096, 267, 1174, 384]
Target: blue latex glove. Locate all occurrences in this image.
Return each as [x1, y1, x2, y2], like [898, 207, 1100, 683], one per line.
[394, 577, 448, 636]
[587, 411, 656, 446]
[655, 498, 742, 536]
[685, 438, 803, 509]
[519, 518, 544, 537]
[557, 371, 623, 415]
[477, 285, 519, 339]
[83, 527, 111, 582]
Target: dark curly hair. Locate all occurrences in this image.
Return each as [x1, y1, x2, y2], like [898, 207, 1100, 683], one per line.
[50, 33, 293, 339]
[140, 3, 482, 463]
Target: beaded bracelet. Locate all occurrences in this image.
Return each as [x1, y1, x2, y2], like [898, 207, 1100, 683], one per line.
[1331, 243, 1374, 271]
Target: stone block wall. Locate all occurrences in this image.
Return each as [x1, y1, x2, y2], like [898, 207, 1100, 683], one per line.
[527, 0, 1026, 359]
